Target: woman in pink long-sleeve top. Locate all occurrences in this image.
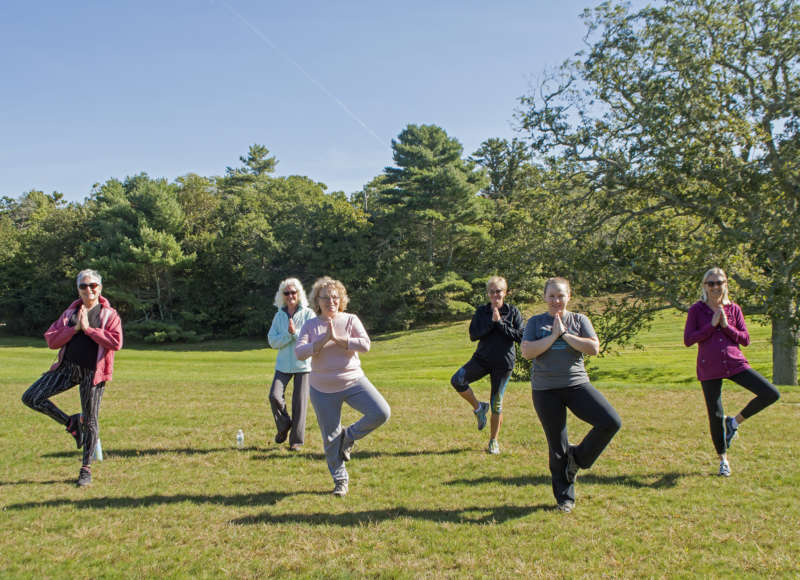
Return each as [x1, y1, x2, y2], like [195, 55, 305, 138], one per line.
[295, 277, 390, 496]
[684, 267, 780, 477]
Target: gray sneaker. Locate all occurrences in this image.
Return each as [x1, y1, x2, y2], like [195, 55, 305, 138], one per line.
[566, 445, 579, 484]
[474, 402, 490, 431]
[557, 500, 575, 513]
[718, 458, 731, 477]
[76, 466, 92, 487]
[724, 416, 738, 449]
[332, 480, 349, 496]
[339, 431, 355, 462]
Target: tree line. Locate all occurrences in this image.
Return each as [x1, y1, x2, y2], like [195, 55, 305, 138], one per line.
[1, 0, 797, 384]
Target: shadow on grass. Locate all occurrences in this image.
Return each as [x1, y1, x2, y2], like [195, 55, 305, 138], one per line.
[0, 478, 73, 486]
[231, 503, 554, 527]
[42, 446, 237, 459]
[448, 471, 695, 489]
[43, 446, 473, 461]
[251, 446, 472, 462]
[6, 489, 327, 511]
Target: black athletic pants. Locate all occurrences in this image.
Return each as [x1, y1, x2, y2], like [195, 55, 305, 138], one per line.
[22, 361, 105, 466]
[701, 368, 780, 455]
[533, 383, 621, 504]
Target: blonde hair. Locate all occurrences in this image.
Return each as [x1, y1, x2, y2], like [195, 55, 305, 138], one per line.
[543, 276, 571, 296]
[701, 267, 730, 304]
[273, 277, 309, 309]
[486, 276, 508, 292]
[309, 276, 349, 315]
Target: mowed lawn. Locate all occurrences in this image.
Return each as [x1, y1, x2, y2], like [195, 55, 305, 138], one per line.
[1, 310, 798, 578]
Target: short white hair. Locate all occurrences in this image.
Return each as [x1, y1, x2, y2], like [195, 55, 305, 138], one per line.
[273, 277, 309, 309]
[76, 269, 102, 286]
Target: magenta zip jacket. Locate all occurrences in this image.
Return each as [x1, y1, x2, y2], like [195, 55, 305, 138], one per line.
[44, 295, 123, 385]
[684, 300, 751, 381]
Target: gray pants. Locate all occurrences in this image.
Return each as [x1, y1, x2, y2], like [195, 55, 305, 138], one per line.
[269, 370, 309, 446]
[309, 376, 391, 483]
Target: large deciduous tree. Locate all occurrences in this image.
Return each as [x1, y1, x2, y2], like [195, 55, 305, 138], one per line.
[519, 0, 800, 384]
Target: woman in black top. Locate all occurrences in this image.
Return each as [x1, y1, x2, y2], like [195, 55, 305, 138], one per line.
[450, 276, 524, 454]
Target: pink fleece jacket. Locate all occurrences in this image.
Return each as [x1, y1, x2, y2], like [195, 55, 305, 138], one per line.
[45, 296, 123, 385]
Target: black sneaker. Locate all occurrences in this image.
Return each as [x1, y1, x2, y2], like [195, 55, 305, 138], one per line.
[66, 414, 82, 449]
[566, 445, 579, 484]
[76, 467, 92, 487]
[275, 420, 292, 444]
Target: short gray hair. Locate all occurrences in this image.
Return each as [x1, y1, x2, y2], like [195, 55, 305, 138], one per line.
[76, 269, 102, 287]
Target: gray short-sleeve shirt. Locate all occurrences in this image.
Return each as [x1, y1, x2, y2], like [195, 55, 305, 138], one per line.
[522, 311, 597, 390]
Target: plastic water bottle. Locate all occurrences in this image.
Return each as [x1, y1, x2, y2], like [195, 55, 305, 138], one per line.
[93, 438, 103, 461]
[236, 429, 244, 448]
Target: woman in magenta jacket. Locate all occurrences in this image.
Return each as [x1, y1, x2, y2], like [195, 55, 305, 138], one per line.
[683, 267, 780, 477]
[22, 269, 123, 487]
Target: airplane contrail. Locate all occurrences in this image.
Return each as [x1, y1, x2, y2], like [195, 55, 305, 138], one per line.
[219, 0, 386, 147]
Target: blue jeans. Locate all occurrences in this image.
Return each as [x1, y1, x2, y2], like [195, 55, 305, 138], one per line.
[309, 376, 390, 483]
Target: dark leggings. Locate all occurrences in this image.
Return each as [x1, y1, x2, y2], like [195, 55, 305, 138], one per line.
[451, 358, 512, 414]
[701, 368, 780, 455]
[533, 383, 621, 504]
[22, 362, 105, 466]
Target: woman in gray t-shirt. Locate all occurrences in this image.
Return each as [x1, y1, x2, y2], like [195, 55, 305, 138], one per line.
[521, 277, 621, 513]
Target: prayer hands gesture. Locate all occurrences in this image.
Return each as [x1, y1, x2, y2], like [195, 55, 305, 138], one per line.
[711, 306, 728, 328]
[552, 312, 567, 337]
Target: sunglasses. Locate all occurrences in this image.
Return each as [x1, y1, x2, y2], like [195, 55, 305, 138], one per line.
[283, 290, 298, 296]
[705, 280, 726, 287]
[79, 283, 100, 290]
[488, 289, 506, 294]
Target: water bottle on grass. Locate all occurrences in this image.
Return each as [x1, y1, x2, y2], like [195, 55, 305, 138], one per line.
[236, 429, 244, 448]
[93, 438, 103, 461]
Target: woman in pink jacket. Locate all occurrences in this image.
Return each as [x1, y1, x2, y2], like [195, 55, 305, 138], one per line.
[295, 277, 390, 497]
[684, 267, 779, 477]
[22, 269, 123, 487]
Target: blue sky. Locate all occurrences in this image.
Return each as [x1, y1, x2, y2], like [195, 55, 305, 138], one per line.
[0, 1, 646, 202]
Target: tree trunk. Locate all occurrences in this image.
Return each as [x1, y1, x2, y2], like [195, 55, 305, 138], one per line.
[770, 303, 798, 386]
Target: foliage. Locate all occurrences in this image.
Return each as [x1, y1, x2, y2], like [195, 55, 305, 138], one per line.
[518, 0, 800, 383]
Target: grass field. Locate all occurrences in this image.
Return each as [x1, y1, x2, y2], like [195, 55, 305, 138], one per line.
[1, 310, 798, 578]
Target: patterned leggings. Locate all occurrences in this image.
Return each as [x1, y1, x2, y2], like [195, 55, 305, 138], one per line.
[22, 361, 105, 466]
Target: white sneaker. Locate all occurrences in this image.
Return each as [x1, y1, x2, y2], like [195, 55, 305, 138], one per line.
[487, 439, 500, 454]
[718, 459, 731, 477]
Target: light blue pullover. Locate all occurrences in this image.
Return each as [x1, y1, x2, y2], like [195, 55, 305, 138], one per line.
[268, 306, 316, 373]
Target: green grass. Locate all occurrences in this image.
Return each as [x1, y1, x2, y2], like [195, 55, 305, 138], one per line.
[1, 311, 799, 578]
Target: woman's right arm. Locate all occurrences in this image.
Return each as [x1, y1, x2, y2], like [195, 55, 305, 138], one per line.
[294, 320, 315, 360]
[44, 309, 77, 350]
[683, 305, 715, 347]
[521, 316, 563, 359]
[268, 311, 292, 349]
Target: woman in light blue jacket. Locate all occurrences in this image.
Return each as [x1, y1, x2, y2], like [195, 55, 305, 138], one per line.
[267, 278, 316, 450]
